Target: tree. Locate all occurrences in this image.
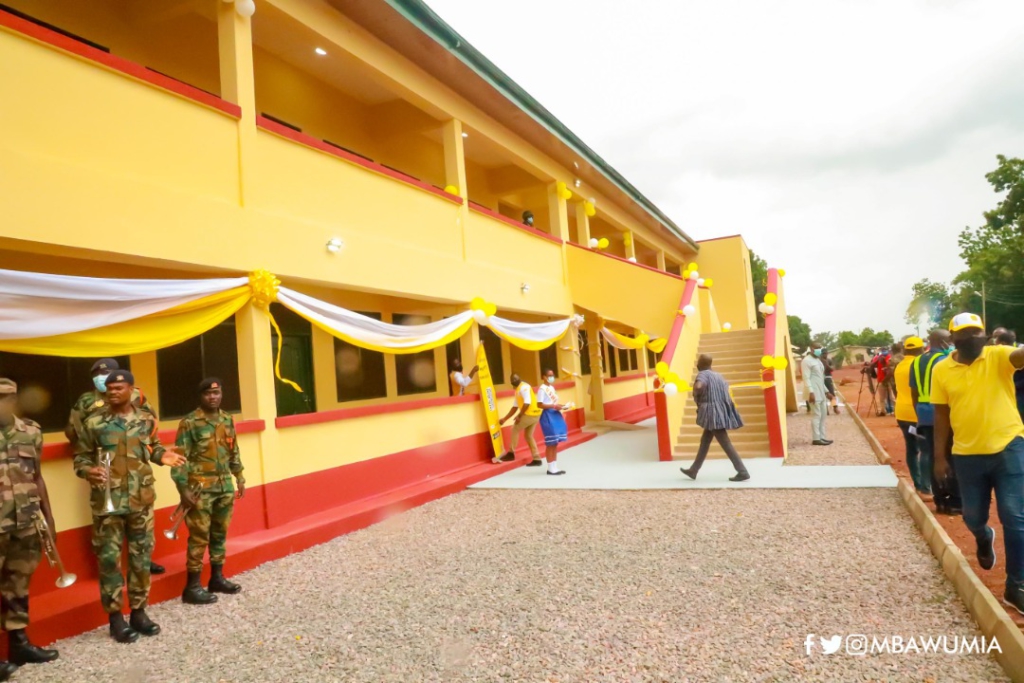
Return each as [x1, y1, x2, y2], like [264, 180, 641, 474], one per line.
[788, 315, 813, 351]
[905, 279, 955, 330]
[813, 331, 837, 351]
[857, 328, 894, 348]
[749, 250, 769, 329]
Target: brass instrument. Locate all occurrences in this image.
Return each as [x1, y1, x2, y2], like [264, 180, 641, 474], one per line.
[99, 449, 116, 514]
[164, 481, 204, 540]
[35, 514, 76, 588]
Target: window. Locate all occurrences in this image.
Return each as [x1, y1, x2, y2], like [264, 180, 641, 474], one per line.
[617, 347, 639, 373]
[335, 312, 387, 402]
[603, 341, 617, 378]
[539, 344, 558, 379]
[268, 304, 316, 417]
[157, 319, 241, 419]
[647, 348, 660, 371]
[0, 353, 130, 432]
[579, 330, 591, 376]
[480, 326, 505, 385]
[393, 314, 436, 396]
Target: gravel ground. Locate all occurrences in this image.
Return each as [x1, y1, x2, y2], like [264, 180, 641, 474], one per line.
[784, 398, 880, 466]
[22, 488, 1006, 682]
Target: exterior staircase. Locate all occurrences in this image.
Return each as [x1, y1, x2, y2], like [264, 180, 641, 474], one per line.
[675, 329, 772, 459]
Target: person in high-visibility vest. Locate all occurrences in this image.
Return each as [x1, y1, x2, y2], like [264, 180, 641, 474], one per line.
[910, 329, 959, 514]
[498, 374, 542, 465]
[448, 359, 478, 397]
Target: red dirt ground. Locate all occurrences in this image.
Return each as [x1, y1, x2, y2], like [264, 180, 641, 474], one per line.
[833, 366, 1024, 629]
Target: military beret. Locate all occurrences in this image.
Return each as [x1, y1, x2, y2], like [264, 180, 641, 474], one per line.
[91, 358, 120, 373]
[106, 370, 134, 385]
[0, 378, 16, 395]
[199, 377, 223, 394]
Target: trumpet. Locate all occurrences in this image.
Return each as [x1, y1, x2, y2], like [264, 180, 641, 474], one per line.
[99, 449, 116, 514]
[35, 513, 76, 588]
[164, 481, 204, 540]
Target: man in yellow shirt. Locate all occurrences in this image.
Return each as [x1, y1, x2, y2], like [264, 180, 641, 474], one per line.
[498, 374, 542, 466]
[894, 337, 926, 495]
[932, 313, 1024, 613]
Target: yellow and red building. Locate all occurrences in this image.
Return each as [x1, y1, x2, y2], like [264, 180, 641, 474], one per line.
[0, 0, 792, 642]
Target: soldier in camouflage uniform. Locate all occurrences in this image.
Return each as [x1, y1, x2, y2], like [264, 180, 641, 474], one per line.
[73, 370, 185, 644]
[65, 358, 166, 576]
[174, 378, 245, 604]
[0, 379, 60, 679]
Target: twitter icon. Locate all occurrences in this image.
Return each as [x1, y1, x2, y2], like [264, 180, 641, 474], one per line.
[820, 635, 842, 654]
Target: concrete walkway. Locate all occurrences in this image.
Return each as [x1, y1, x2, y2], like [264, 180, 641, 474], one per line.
[470, 418, 897, 490]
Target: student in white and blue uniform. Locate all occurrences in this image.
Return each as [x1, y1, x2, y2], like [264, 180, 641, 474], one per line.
[535, 368, 568, 476]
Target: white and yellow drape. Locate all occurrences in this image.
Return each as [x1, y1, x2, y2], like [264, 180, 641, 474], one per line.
[599, 326, 667, 354]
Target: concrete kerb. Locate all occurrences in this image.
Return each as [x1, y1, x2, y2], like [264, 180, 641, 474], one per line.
[847, 406, 891, 464]
[897, 477, 1024, 681]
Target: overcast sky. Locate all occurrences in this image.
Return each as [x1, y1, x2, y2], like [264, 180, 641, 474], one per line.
[425, 0, 1024, 338]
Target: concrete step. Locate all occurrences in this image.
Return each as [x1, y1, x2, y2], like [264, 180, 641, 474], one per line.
[674, 445, 773, 459]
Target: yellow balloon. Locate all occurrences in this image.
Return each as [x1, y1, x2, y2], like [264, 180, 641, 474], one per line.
[562, 189, 574, 200]
[556, 181, 567, 194]
[585, 205, 596, 217]
[764, 293, 778, 306]
[761, 355, 774, 369]
[655, 361, 669, 377]
[470, 297, 485, 311]
[665, 372, 680, 385]
[484, 302, 497, 317]
[598, 237, 609, 249]
[687, 262, 698, 271]
[443, 185, 459, 196]
[682, 270, 691, 279]
[778, 269, 787, 277]
[704, 278, 713, 288]
[677, 381, 692, 392]
[773, 356, 789, 370]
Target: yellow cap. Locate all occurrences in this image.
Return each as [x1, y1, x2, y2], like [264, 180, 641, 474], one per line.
[903, 336, 924, 350]
[948, 313, 984, 332]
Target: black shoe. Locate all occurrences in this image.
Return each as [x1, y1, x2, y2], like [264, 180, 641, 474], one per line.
[978, 528, 995, 573]
[499, 452, 516, 462]
[526, 459, 544, 467]
[0, 662, 17, 681]
[182, 570, 218, 605]
[8, 628, 58, 664]
[546, 470, 566, 476]
[730, 472, 751, 482]
[209, 564, 241, 595]
[680, 467, 697, 480]
[129, 609, 161, 637]
[149, 562, 166, 575]
[108, 613, 140, 644]
[821, 440, 834, 445]
[812, 440, 827, 446]
[1005, 585, 1024, 616]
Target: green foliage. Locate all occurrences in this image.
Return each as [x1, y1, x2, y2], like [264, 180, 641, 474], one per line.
[905, 279, 955, 328]
[833, 328, 895, 350]
[788, 315, 813, 350]
[812, 331, 837, 351]
[749, 250, 769, 329]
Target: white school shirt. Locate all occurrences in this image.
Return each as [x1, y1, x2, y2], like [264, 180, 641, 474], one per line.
[536, 383, 558, 406]
[451, 371, 473, 396]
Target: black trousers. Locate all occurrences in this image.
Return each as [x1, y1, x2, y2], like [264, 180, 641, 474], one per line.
[918, 425, 961, 510]
[690, 429, 748, 475]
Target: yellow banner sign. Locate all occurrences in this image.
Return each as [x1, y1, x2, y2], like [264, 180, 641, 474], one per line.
[476, 343, 505, 459]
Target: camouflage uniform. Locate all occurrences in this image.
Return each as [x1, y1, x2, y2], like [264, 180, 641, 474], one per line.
[0, 416, 43, 631]
[73, 407, 167, 614]
[65, 388, 154, 447]
[173, 410, 243, 573]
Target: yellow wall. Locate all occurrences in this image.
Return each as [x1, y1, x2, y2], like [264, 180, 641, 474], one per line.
[663, 287, 703, 455]
[698, 288, 721, 334]
[602, 376, 651, 403]
[694, 237, 756, 331]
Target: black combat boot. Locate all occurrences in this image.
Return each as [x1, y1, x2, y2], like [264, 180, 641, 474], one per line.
[149, 562, 166, 575]
[208, 563, 241, 594]
[182, 570, 218, 605]
[0, 662, 17, 681]
[129, 609, 161, 637]
[8, 628, 58, 664]
[108, 613, 140, 644]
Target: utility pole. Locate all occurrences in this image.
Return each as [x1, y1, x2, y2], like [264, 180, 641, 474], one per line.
[982, 281, 987, 333]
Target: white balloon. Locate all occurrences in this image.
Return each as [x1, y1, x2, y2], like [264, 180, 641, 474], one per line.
[472, 310, 489, 325]
[697, 278, 705, 286]
[236, 0, 256, 17]
[663, 383, 679, 396]
[683, 304, 696, 316]
[764, 305, 775, 315]
[723, 322, 732, 331]
[688, 271, 699, 281]
[758, 302, 768, 314]
[588, 238, 599, 249]
[627, 256, 637, 263]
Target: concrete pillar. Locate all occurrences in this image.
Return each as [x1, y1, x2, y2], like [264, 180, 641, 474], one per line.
[585, 317, 605, 422]
[624, 231, 637, 260]
[575, 202, 591, 246]
[218, 1, 256, 206]
[657, 250, 667, 271]
[235, 302, 277, 527]
[442, 119, 470, 260]
[458, 318, 482, 392]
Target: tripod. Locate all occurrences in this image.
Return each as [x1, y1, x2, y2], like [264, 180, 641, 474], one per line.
[855, 369, 879, 417]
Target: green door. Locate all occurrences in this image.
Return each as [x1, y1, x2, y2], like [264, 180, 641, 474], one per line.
[273, 333, 316, 417]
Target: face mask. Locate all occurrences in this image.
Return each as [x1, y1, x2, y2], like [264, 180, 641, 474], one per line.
[813, 349, 822, 357]
[93, 374, 109, 392]
[546, 376, 556, 384]
[954, 336, 987, 362]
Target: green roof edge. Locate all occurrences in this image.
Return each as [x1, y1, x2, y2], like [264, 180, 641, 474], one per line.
[382, 0, 698, 252]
